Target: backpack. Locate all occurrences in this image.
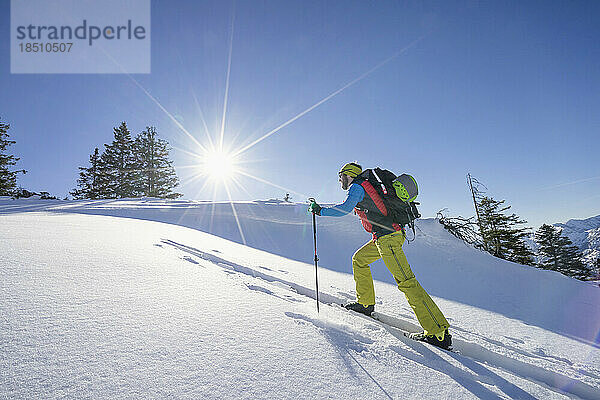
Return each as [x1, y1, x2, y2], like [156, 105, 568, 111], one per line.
[359, 167, 421, 238]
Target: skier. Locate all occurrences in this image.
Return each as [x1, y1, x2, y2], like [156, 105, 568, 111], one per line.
[309, 162, 452, 349]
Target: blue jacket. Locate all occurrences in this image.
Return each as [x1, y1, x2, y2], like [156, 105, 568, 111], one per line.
[320, 183, 365, 217]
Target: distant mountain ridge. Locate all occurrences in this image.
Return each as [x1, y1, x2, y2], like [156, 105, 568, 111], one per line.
[555, 214, 600, 270]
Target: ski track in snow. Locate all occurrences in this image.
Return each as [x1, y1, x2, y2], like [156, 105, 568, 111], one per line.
[160, 238, 600, 400]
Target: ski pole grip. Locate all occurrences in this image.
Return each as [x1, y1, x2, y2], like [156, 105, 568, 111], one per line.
[308, 197, 316, 214]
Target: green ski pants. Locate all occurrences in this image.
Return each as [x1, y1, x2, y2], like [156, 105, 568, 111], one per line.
[352, 231, 450, 336]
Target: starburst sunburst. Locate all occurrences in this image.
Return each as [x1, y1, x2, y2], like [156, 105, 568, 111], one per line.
[199, 147, 239, 182]
[123, 4, 424, 246]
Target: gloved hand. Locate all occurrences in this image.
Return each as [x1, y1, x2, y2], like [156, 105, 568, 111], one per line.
[308, 200, 322, 215]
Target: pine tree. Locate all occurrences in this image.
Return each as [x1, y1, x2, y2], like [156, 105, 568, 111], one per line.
[562, 245, 592, 281]
[534, 224, 592, 280]
[70, 148, 106, 199]
[592, 257, 600, 282]
[134, 126, 181, 198]
[0, 118, 26, 195]
[478, 196, 535, 265]
[534, 224, 561, 270]
[101, 122, 139, 198]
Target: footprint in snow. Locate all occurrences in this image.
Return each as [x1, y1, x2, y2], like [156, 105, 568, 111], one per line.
[246, 284, 302, 303]
[246, 284, 275, 296]
[182, 256, 201, 265]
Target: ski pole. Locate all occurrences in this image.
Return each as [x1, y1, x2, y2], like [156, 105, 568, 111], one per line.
[308, 197, 320, 313]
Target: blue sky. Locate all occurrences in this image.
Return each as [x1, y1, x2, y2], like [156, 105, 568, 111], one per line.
[1, 0, 598, 227]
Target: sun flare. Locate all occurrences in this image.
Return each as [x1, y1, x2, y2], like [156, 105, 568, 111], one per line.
[200, 148, 238, 182]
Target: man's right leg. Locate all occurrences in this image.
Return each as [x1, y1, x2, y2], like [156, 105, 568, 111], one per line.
[351, 240, 382, 306]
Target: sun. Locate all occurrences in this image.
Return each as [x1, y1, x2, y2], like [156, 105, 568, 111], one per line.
[200, 148, 238, 182]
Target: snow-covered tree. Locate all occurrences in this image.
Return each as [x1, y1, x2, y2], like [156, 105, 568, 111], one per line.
[133, 126, 181, 198]
[534, 224, 592, 280]
[0, 118, 26, 195]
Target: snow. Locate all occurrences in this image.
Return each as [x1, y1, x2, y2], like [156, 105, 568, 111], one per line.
[1, 198, 600, 399]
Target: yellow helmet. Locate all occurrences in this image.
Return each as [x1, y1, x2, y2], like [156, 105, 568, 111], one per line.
[339, 162, 362, 178]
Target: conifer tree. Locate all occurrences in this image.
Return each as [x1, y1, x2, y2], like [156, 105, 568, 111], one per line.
[592, 257, 600, 282]
[70, 148, 106, 199]
[134, 126, 181, 198]
[534, 224, 561, 270]
[534, 224, 592, 280]
[562, 246, 592, 281]
[478, 196, 535, 265]
[101, 122, 139, 198]
[0, 118, 26, 195]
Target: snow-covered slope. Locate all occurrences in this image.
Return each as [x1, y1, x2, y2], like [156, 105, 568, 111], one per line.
[1, 199, 600, 399]
[555, 215, 600, 270]
[3, 197, 598, 342]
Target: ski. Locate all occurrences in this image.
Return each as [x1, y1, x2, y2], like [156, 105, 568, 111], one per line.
[338, 305, 457, 353]
[372, 313, 456, 352]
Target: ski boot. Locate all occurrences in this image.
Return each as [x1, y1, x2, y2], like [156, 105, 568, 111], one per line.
[409, 329, 452, 350]
[344, 302, 375, 316]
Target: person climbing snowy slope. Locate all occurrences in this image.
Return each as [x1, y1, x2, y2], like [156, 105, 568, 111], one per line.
[309, 162, 452, 349]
